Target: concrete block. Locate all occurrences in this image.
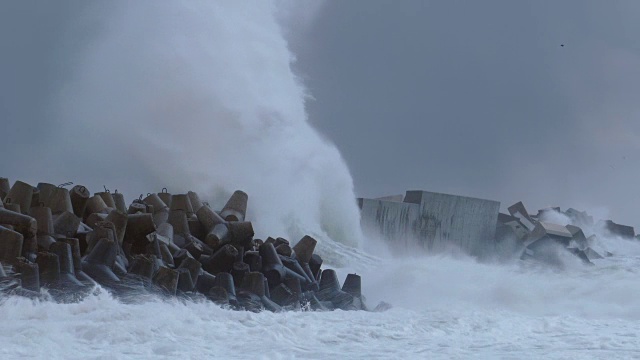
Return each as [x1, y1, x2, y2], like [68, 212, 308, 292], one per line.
[6, 180, 34, 214]
[220, 190, 248, 222]
[565, 208, 594, 226]
[374, 194, 404, 202]
[0, 178, 10, 201]
[358, 198, 421, 253]
[598, 220, 635, 239]
[404, 190, 500, 257]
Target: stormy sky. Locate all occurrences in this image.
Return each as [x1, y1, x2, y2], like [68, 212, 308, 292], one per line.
[2, 1, 640, 228]
[294, 1, 640, 227]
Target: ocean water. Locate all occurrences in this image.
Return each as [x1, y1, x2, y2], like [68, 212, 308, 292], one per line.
[2, 236, 640, 360]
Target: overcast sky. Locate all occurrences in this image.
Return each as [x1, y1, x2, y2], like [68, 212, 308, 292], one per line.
[293, 1, 640, 227]
[2, 1, 640, 228]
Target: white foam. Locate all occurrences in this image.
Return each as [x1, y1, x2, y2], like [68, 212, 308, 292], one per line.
[3, 247, 640, 359]
[52, 0, 362, 249]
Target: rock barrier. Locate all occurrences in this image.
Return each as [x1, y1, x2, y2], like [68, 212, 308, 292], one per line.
[0, 178, 370, 312]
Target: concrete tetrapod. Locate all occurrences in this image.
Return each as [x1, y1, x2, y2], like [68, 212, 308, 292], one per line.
[53, 211, 81, 238]
[227, 221, 254, 248]
[187, 191, 203, 213]
[170, 194, 194, 217]
[153, 266, 179, 295]
[47, 187, 74, 215]
[239, 271, 280, 312]
[309, 254, 323, 281]
[15, 257, 40, 292]
[259, 243, 286, 287]
[84, 195, 110, 217]
[0, 226, 23, 266]
[194, 270, 216, 295]
[208, 286, 230, 305]
[283, 276, 303, 301]
[177, 257, 201, 286]
[275, 244, 293, 257]
[58, 238, 93, 284]
[81, 238, 120, 284]
[158, 243, 175, 267]
[124, 213, 156, 255]
[317, 269, 357, 311]
[231, 261, 250, 286]
[112, 192, 127, 213]
[195, 205, 225, 233]
[212, 272, 237, 305]
[0, 207, 38, 239]
[220, 190, 248, 222]
[36, 252, 61, 287]
[49, 241, 84, 287]
[6, 180, 34, 214]
[270, 283, 298, 308]
[176, 267, 195, 292]
[69, 185, 90, 218]
[0, 178, 10, 200]
[167, 209, 190, 247]
[143, 193, 168, 214]
[36, 183, 57, 205]
[172, 248, 193, 268]
[201, 244, 237, 275]
[106, 209, 128, 246]
[243, 251, 262, 272]
[96, 192, 116, 209]
[279, 255, 314, 288]
[127, 254, 156, 280]
[29, 205, 56, 250]
[3, 201, 20, 213]
[157, 189, 172, 208]
[205, 223, 231, 250]
[128, 202, 146, 214]
[292, 235, 317, 264]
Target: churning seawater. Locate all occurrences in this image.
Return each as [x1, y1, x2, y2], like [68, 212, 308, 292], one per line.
[3, 235, 640, 360]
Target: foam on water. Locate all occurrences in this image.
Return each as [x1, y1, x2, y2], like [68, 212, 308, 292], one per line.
[3, 240, 640, 359]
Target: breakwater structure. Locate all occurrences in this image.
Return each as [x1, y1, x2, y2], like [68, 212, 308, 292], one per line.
[359, 190, 636, 265]
[0, 177, 380, 312]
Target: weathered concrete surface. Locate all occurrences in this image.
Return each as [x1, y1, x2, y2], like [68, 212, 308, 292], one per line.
[597, 220, 635, 239]
[0, 180, 376, 312]
[374, 194, 404, 202]
[405, 191, 500, 257]
[358, 198, 421, 253]
[359, 190, 500, 257]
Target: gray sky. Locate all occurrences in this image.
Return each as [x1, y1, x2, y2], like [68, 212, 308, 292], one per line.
[2, 1, 640, 228]
[293, 1, 640, 227]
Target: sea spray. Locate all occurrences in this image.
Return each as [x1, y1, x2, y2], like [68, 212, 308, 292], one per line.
[49, 1, 363, 254]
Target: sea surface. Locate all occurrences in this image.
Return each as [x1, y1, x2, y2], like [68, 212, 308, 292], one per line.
[2, 236, 640, 360]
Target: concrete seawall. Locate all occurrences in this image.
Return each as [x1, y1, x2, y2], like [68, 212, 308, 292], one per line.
[359, 190, 500, 258]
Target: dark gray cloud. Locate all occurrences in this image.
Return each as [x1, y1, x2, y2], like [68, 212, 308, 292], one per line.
[294, 0, 640, 227]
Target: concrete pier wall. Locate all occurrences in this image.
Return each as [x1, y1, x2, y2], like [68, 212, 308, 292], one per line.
[358, 198, 422, 253]
[359, 190, 500, 257]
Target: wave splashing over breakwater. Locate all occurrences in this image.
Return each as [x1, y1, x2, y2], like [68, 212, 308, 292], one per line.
[52, 1, 362, 251]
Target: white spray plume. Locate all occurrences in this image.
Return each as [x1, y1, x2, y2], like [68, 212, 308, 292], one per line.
[538, 209, 572, 226]
[53, 1, 363, 248]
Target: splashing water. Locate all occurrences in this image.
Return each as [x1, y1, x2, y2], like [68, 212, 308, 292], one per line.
[50, 1, 362, 253]
[3, 238, 640, 359]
